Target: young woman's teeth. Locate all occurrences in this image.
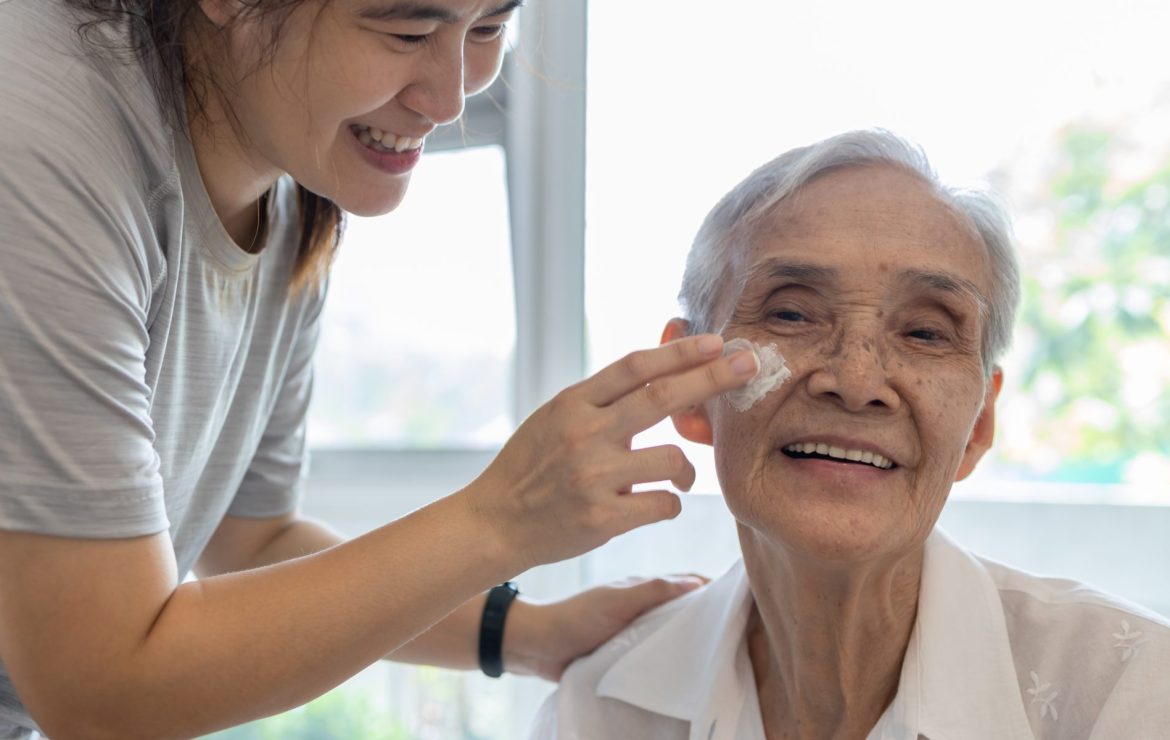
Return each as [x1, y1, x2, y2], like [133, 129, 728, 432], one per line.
[355, 126, 423, 153]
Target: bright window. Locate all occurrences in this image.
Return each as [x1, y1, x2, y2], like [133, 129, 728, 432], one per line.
[308, 146, 516, 450]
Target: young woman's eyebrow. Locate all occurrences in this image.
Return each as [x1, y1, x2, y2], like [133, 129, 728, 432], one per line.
[358, 0, 524, 24]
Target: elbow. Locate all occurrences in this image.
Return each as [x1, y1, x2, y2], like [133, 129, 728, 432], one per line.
[28, 697, 204, 740]
[33, 711, 141, 740]
[30, 710, 124, 740]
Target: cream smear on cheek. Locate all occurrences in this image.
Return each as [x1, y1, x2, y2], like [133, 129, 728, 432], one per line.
[722, 337, 792, 411]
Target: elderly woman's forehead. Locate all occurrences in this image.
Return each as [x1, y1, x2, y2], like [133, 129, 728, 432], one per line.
[737, 169, 987, 266]
[761, 166, 953, 227]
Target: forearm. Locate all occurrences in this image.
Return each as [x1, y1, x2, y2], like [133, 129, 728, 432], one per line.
[226, 513, 517, 673]
[29, 493, 515, 738]
[387, 591, 485, 670]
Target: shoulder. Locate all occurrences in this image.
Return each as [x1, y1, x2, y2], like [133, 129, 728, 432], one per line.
[979, 554, 1170, 727]
[980, 552, 1170, 640]
[0, 2, 179, 304]
[0, 0, 177, 200]
[563, 584, 700, 698]
[531, 587, 702, 739]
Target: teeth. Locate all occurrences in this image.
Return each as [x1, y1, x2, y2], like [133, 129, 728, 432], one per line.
[354, 126, 424, 153]
[393, 135, 424, 152]
[783, 443, 894, 470]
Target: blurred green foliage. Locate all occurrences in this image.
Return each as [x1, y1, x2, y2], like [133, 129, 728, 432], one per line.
[1013, 126, 1170, 482]
[205, 686, 412, 740]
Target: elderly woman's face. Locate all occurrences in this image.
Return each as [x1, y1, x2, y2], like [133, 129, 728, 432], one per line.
[702, 164, 998, 562]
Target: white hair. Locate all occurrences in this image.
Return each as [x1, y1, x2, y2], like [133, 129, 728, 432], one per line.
[678, 129, 1020, 375]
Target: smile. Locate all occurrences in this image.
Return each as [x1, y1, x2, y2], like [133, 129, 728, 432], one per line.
[782, 442, 896, 470]
[351, 125, 425, 153]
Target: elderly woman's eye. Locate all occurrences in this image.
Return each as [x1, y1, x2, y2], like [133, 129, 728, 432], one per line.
[770, 310, 806, 322]
[908, 328, 944, 341]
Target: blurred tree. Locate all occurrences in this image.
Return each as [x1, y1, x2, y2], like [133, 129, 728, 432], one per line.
[1009, 124, 1170, 483]
[207, 686, 413, 740]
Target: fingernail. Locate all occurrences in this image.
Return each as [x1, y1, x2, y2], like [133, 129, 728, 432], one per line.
[674, 576, 705, 592]
[729, 350, 758, 377]
[697, 335, 723, 356]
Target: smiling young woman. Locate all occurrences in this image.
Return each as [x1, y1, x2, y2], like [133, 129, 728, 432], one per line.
[0, 1, 764, 737]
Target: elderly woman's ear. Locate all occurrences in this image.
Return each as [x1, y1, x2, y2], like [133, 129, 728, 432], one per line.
[954, 367, 1005, 482]
[661, 319, 715, 446]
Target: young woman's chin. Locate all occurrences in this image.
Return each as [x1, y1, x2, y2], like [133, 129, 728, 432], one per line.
[333, 181, 413, 218]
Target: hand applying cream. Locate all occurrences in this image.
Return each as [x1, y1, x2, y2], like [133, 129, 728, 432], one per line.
[722, 338, 792, 411]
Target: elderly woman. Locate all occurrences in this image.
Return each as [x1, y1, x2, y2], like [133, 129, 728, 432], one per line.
[533, 130, 1170, 739]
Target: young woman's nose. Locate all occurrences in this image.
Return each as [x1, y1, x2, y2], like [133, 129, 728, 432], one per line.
[806, 328, 901, 413]
[400, 47, 467, 126]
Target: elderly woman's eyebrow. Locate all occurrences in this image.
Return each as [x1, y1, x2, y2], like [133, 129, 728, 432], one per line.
[740, 259, 839, 290]
[898, 269, 988, 314]
[358, 0, 524, 23]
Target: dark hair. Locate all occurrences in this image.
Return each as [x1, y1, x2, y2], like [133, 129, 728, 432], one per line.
[67, 0, 343, 291]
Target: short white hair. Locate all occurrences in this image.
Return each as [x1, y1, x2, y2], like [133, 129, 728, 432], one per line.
[678, 129, 1020, 375]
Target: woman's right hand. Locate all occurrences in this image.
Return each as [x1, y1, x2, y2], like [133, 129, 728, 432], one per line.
[460, 333, 759, 571]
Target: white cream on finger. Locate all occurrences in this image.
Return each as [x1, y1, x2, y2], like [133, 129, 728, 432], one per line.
[722, 338, 791, 411]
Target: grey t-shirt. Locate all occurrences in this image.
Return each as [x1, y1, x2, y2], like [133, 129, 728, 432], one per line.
[0, 1, 326, 734]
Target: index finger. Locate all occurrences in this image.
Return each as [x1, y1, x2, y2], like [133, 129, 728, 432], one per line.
[580, 334, 726, 407]
[608, 349, 758, 436]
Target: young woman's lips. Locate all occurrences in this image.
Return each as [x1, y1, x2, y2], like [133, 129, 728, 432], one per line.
[350, 128, 423, 175]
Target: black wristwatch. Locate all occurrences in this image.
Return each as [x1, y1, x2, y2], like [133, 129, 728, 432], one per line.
[478, 582, 520, 678]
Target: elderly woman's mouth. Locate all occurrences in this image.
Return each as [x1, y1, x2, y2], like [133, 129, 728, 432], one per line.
[781, 442, 896, 470]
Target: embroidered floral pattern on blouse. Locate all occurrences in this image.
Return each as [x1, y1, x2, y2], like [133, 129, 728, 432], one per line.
[1112, 620, 1149, 663]
[1027, 671, 1060, 721]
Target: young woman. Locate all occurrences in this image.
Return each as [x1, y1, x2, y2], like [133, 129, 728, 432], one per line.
[0, 0, 760, 736]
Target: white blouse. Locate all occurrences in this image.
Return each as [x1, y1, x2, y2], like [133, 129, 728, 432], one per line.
[532, 530, 1170, 740]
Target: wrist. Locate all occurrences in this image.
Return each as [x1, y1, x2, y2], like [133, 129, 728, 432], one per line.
[445, 486, 522, 582]
[499, 597, 549, 677]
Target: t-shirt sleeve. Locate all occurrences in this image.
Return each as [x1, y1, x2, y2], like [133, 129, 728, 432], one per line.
[227, 275, 326, 519]
[0, 71, 168, 537]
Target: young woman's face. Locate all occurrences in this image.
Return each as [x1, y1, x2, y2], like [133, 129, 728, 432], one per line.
[210, 0, 518, 215]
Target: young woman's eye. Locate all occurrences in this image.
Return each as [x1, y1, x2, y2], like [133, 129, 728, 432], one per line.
[470, 23, 506, 41]
[391, 33, 429, 46]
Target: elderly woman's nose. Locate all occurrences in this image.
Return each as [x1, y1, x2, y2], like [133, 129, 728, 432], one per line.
[806, 331, 901, 413]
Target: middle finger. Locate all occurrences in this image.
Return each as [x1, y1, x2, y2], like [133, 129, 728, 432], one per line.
[608, 350, 758, 437]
